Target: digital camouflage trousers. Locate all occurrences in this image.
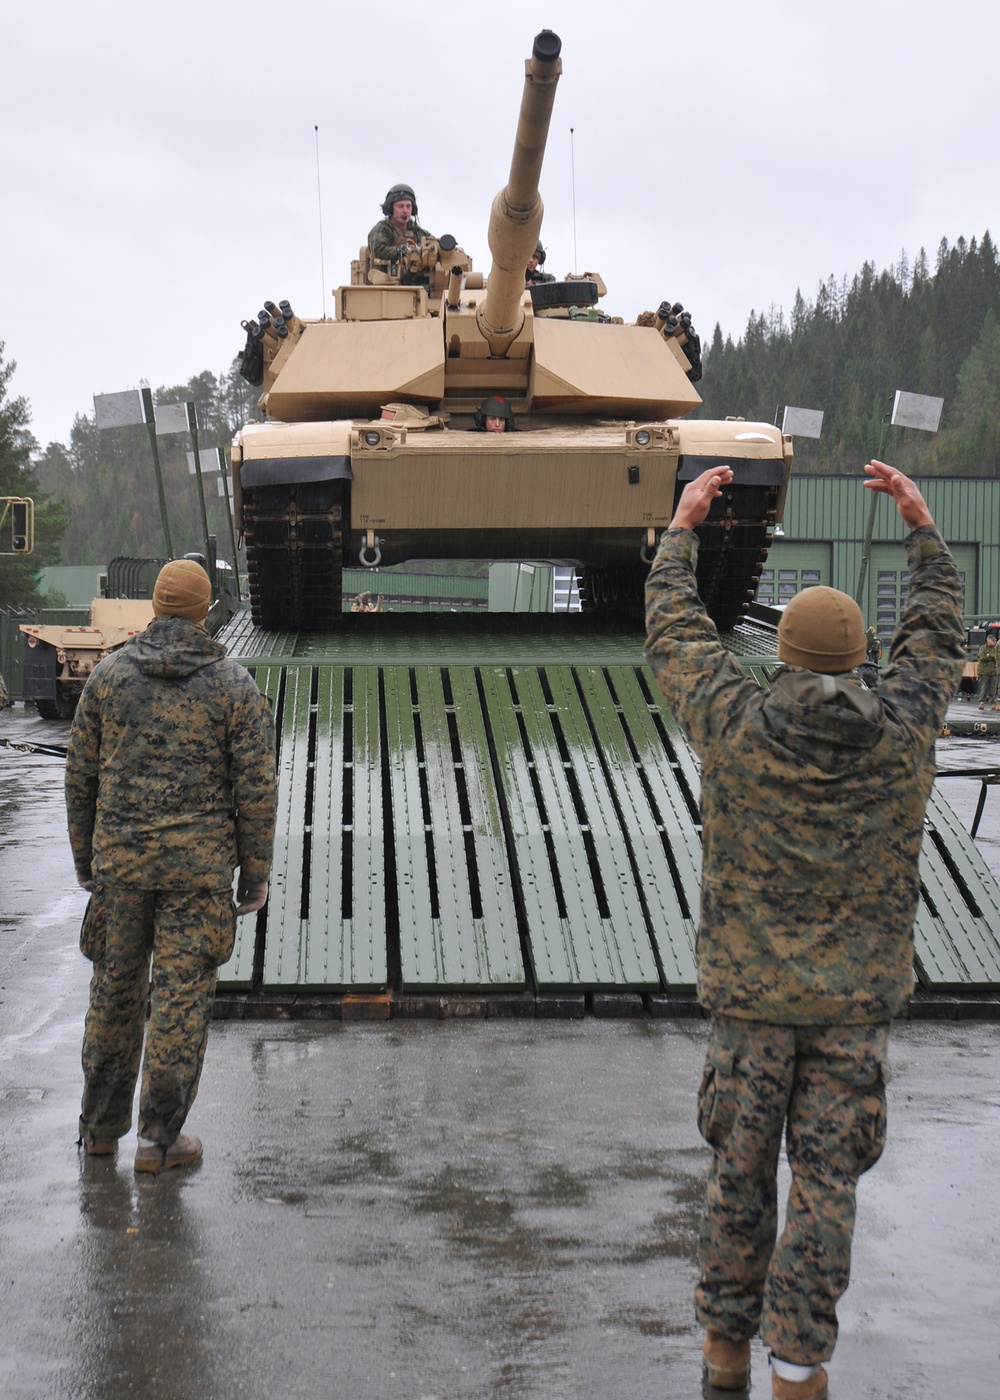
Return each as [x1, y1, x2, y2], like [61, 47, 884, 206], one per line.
[695, 1016, 889, 1364]
[79, 883, 236, 1147]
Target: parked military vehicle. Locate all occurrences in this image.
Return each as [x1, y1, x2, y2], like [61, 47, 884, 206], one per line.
[19, 556, 164, 719]
[20, 597, 154, 719]
[232, 30, 792, 632]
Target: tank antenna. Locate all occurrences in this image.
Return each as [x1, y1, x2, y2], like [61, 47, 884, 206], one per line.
[314, 125, 327, 320]
[570, 127, 578, 274]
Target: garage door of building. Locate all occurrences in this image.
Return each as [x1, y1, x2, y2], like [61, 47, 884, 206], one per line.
[756, 543, 832, 605]
[867, 543, 977, 641]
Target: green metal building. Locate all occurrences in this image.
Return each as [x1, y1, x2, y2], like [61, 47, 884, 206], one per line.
[757, 476, 1000, 634]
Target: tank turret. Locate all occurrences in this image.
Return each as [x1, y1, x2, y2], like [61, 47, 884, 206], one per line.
[231, 31, 792, 632]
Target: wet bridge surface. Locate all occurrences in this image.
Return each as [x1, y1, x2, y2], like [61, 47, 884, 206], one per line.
[3, 694, 1000, 1398]
[214, 612, 1000, 1016]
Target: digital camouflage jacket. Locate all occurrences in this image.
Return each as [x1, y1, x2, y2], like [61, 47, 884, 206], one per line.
[644, 525, 965, 1025]
[367, 217, 432, 263]
[66, 616, 277, 891]
[977, 642, 998, 676]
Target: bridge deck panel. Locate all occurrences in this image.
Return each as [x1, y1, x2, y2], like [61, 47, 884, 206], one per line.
[573, 665, 698, 988]
[384, 667, 523, 990]
[481, 665, 659, 989]
[212, 618, 1000, 999]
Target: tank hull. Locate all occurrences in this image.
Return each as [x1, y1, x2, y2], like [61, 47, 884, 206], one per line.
[235, 417, 790, 630]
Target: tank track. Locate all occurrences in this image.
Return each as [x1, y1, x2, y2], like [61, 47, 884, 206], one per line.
[577, 483, 777, 631]
[243, 481, 346, 630]
[693, 482, 779, 631]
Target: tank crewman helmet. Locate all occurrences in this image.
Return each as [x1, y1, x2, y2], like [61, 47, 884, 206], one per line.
[381, 183, 418, 218]
[777, 586, 867, 673]
[473, 395, 517, 432]
[533, 242, 546, 264]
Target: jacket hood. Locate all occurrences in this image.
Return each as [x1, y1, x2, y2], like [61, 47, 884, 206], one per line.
[762, 667, 885, 772]
[129, 615, 227, 679]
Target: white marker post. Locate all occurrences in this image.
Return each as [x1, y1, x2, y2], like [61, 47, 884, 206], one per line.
[855, 389, 944, 605]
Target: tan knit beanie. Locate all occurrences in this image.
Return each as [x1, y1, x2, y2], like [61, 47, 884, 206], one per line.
[777, 586, 867, 673]
[152, 560, 212, 621]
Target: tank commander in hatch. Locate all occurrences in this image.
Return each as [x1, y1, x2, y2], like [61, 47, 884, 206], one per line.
[525, 241, 554, 285]
[644, 460, 965, 1399]
[367, 183, 433, 265]
[474, 395, 516, 433]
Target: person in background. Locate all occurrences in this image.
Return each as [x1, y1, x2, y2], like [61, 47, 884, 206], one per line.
[525, 241, 554, 285]
[977, 627, 999, 711]
[858, 624, 883, 689]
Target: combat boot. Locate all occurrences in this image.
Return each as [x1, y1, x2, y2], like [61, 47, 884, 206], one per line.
[80, 1132, 116, 1156]
[134, 1133, 203, 1174]
[702, 1333, 750, 1389]
[771, 1364, 828, 1399]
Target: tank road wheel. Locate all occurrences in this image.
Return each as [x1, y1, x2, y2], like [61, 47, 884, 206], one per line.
[578, 566, 647, 623]
[244, 481, 347, 631]
[694, 483, 779, 631]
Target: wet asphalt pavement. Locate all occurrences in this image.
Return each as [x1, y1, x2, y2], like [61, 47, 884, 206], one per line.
[3, 705, 1000, 1399]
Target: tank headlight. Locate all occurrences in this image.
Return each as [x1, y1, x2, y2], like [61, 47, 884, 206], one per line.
[634, 429, 651, 446]
[364, 430, 382, 447]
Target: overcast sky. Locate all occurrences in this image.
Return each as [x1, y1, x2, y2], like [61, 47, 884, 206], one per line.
[4, 0, 997, 451]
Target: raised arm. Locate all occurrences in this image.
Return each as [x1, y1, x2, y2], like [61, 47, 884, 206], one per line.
[862, 459, 934, 530]
[668, 465, 734, 531]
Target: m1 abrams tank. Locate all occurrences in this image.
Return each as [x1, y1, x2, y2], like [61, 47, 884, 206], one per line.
[232, 30, 791, 632]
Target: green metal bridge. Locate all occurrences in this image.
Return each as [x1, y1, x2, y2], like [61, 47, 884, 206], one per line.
[215, 611, 1000, 1017]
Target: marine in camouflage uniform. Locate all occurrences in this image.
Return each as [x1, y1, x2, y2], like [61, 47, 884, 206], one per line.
[644, 462, 964, 1395]
[66, 560, 277, 1170]
[977, 633, 999, 708]
[367, 182, 433, 265]
[0, 669, 8, 709]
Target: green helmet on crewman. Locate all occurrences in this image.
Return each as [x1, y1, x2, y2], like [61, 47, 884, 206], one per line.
[381, 183, 419, 218]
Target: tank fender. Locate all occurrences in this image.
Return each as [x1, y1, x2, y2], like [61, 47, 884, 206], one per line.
[240, 455, 354, 488]
[677, 456, 787, 485]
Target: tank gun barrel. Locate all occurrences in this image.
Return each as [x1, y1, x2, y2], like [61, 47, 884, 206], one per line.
[477, 30, 562, 355]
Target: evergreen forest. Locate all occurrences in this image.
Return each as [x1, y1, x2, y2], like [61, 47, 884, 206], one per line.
[695, 232, 1000, 477]
[2, 230, 999, 607]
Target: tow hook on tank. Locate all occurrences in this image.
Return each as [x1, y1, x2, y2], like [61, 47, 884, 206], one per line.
[640, 528, 657, 564]
[360, 530, 382, 568]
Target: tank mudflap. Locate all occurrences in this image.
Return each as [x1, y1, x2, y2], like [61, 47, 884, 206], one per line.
[244, 480, 347, 631]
